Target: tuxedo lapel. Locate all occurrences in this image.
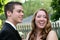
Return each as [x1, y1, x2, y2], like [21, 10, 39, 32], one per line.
[3, 22, 22, 40]
[14, 30, 22, 40]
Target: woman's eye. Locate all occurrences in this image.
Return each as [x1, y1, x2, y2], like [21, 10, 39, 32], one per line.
[37, 16, 47, 19]
[43, 16, 47, 18]
[37, 16, 41, 18]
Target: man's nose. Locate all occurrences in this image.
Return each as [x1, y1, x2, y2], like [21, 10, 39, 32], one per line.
[22, 13, 24, 16]
[20, 12, 24, 16]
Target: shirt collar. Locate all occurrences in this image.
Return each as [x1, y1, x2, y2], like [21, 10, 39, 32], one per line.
[5, 20, 16, 30]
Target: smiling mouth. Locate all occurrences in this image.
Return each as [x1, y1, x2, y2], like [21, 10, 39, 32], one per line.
[40, 23, 44, 26]
[19, 16, 23, 19]
[20, 18, 23, 20]
[39, 22, 45, 26]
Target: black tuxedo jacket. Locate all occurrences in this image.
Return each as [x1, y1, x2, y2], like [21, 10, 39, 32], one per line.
[0, 22, 22, 40]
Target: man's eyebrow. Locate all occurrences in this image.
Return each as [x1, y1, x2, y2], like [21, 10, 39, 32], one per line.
[18, 10, 24, 13]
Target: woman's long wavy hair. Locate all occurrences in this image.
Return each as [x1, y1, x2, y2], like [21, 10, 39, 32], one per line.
[28, 9, 52, 40]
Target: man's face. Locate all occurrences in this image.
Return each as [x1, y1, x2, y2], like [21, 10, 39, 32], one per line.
[11, 5, 24, 23]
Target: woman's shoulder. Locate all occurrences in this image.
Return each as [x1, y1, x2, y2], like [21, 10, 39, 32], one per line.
[49, 30, 57, 34]
[47, 30, 57, 38]
[27, 31, 31, 36]
[46, 30, 58, 40]
[25, 31, 31, 40]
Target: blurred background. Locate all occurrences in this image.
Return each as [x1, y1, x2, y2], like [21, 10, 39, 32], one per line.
[0, 0, 60, 40]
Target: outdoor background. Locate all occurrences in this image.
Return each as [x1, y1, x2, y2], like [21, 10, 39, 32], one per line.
[0, 0, 60, 40]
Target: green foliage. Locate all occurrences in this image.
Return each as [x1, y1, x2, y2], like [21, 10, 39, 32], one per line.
[0, 0, 8, 20]
[0, 0, 52, 21]
[51, 0, 60, 21]
[0, 19, 2, 30]
[23, 0, 52, 18]
[0, 0, 8, 14]
[0, 0, 8, 29]
[23, 1, 41, 18]
[0, 13, 6, 20]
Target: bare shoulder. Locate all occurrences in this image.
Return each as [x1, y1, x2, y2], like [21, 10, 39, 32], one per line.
[25, 31, 31, 40]
[49, 30, 57, 34]
[46, 30, 58, 40]
[27, 31, 31, 36]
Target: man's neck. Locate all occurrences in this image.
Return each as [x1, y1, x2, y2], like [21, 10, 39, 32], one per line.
[7, 19, 17, 26]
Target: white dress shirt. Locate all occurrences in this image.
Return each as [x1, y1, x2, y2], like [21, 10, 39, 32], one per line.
[5, 20, 16, 30]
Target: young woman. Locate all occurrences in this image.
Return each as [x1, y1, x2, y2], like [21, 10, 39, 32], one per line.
[26, 9, 58, 40]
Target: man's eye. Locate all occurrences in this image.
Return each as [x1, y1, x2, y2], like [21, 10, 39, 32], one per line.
[17, 10, 24, 13]
[22, 11, 24, 13]
[17, 10, 21, 13]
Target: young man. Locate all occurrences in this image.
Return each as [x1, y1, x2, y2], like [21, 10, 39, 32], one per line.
[0, 1, 24, 40]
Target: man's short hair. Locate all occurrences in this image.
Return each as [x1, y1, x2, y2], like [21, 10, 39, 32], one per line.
[4, 1, 22, 18]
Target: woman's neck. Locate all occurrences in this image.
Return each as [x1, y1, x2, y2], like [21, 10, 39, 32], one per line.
[36, 29, 41, 34]
[36, 29, 43, 40]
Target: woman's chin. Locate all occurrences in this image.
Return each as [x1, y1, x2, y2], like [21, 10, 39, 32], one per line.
[38, 26, 45, 29]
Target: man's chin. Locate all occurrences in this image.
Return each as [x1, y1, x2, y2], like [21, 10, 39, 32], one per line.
[19, 21, 22, 23]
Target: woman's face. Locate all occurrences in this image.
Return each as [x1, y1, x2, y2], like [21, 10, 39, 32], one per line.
[35, 10, 47, 29]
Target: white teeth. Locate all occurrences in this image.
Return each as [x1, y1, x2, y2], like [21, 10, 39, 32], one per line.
[39, 22, 44, 26]
[40, 22, 44, 24]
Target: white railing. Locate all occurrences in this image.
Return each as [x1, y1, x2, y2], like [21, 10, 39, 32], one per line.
[16, 22, 60, 38]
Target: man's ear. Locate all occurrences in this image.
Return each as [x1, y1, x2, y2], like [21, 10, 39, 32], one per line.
[7, 11, 12, 17]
